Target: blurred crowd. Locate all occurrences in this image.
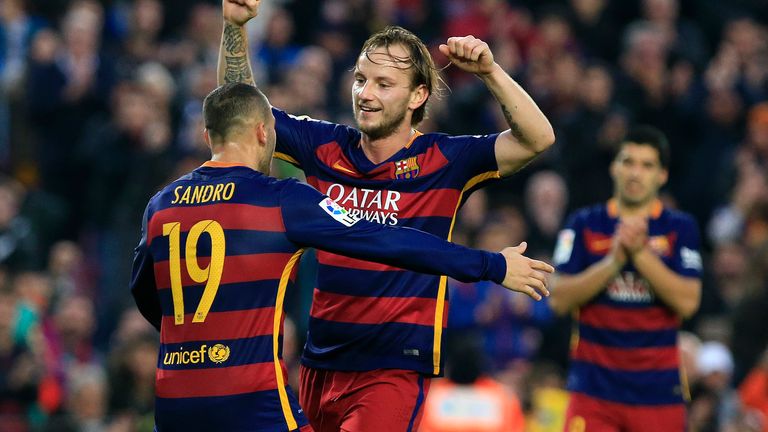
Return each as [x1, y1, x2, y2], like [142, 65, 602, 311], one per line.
[1, 0, 767, 431]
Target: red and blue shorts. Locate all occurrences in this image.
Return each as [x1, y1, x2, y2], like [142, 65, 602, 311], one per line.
[299, 366, 431, 432]
[565, 392, 686, 432]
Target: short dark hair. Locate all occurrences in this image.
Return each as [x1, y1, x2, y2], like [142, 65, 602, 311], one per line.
[618, 125, 670, 168]
[360, 25, 443, 125]
[203, 83, 270, 142]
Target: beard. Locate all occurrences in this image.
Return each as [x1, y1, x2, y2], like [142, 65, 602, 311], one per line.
[355, 106, 407, 141]
[618, 188, 655, 208]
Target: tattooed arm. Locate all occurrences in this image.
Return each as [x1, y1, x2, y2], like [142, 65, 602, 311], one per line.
[218, 0, 260, 85]
[439, 36, 555, 177]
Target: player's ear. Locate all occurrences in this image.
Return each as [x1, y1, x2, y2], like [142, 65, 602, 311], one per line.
[408, 84, 428, 111]
[609, 158, 617, 180]
[203, 129, 212, 149]
[255, 122, 268, 146]
[658, 167, 669, 186]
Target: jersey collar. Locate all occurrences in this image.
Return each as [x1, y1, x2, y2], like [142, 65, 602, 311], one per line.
[201, 161, 249, 168]
[607, 198, 663, 219]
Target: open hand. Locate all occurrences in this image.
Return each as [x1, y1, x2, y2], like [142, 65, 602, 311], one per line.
[500, 242, 554, 301]
[223, 0, 260, 26]
[439, 36, 496, 75]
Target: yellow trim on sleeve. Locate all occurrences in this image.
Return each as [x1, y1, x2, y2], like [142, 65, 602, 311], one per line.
[431, 170, 501, 374]
[274, 249, 305, 431]
[464, 170, 501, 191]
[274, 151, 300, 167]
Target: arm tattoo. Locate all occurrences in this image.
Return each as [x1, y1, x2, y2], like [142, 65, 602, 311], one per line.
[224, 56, 253, 83]
[500, 104, 525, 142]
[223, 22, 246, 56]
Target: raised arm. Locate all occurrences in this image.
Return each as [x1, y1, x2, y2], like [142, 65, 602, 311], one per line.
[281, 181, 553, 300]
[218, 0, 260, 85]
[439, 36, 555, 177]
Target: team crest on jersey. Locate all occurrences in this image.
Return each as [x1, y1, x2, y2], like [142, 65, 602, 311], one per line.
[208, 344, 230, 363]
[319, 197, 360, 227]
[393, 157, 420, 179]
[648, 235, 673, 257]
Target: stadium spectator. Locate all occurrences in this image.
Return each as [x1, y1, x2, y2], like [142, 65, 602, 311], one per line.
[25, 1, 115, 234]
[731, 240, 768, 384]
[46, 241, 88, 302]
[0, 176, 40, 271]
[0, 284, 39, 432]
[692, 341, 740, 430]
[106, 330, 157, 431]
[41, 364, 109, 432]
[0, 0, 46, 169]
[556, 61, 626, 210]
[524, 170, 569, 257]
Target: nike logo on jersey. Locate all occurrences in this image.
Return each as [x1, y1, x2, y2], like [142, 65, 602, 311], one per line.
[332, 161, 357, 176]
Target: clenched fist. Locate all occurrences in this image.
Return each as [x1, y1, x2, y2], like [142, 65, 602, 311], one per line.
[439, 35, 496, 75]
[223, 0, 260, 26]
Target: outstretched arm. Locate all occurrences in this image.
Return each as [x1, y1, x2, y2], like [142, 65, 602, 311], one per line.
[439, 37, 555, 177]
[218, 0, 260, 85]
[499, 242, 554, 300]
[281, 181, 553, 299]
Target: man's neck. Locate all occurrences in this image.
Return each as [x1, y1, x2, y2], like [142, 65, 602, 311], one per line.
[210, 144, 266, 173]
[615, 197, 658, 218]
[360, 126, 416, 165]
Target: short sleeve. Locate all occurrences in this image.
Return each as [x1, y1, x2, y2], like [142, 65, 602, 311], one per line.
[273, 108, 354, 171]
[553, 211, 587, 275]
[435, 134, 501, 188]
[672, 214, 703, 278]
[278, 180, 507, 283]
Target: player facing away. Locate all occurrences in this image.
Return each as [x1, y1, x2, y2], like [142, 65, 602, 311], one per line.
[130, 83, 553, 432]
[548, 126, 703, 432]
[218, 2, 555, 430]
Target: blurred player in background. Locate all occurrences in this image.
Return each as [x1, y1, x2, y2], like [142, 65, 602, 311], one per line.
[549, 126, 703, 431]
[218, 1, 555, 431]
[130, 82, 553, 431]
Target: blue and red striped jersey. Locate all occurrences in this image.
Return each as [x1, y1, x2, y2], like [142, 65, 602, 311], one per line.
[130, 162, 507, 431]
[553, 199, 703, 406]
[272, 108, 502, 375]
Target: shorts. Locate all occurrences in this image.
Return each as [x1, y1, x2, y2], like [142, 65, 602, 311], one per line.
[299, 366, 431, 432]
[564, 392, 686, 432]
